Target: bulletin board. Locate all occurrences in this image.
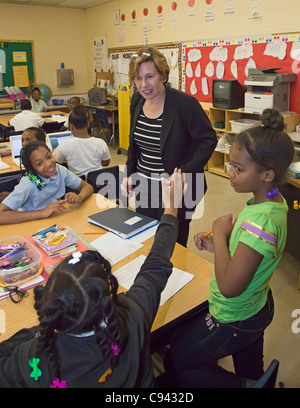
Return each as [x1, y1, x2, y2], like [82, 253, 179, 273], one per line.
[182, 33, 300, 114]
[0, 40, 35, 96]
[107, 42, 182, 90]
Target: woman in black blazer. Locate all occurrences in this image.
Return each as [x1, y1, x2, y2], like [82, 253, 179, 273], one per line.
[121, 47, 217, 246]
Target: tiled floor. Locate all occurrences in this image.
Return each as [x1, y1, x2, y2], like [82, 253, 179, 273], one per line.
[110, 147, 300, 388]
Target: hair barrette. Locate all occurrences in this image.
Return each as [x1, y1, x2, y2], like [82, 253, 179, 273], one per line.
[28, 172, 45, 190]
[111, 344, 119, 357]
[266, 188, 279, 199]
[51, 378, 67, 388]
[28, 357, 42, 381]
[68, 251, 82, 265]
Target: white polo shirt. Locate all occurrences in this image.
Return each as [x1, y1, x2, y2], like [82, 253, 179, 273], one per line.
[9, 110, 45, 131]
[53, 137, 110, 177]
[2, 164, 81, 211]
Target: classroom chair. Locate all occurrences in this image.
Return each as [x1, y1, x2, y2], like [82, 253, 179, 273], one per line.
[3, 127, 23, 142]
[95, 109, 112, 144]
[86, 165, 121, 203]
[0, 177, 19, 193]
[251, 359, 280, 388]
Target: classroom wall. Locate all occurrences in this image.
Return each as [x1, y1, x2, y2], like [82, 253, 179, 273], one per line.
[1, 1, 300, 98]
[85, 0, 300, 86]
[0, 3, 89, 97]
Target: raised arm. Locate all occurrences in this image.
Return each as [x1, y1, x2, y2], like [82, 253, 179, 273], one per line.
[126, 169, 186, 323]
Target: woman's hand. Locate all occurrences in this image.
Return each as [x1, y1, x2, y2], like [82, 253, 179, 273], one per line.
[194, 232, 214, 253]
[121, 176, 133, 198]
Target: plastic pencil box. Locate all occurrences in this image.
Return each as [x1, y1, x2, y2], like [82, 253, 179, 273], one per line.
[0, 236, 42, 287]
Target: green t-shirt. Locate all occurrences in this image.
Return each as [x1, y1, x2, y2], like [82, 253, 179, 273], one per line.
[209, 196, 288, 323]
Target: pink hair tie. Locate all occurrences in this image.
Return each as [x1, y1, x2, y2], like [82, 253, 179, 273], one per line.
[51, 378, 67, 388]
[111, 344, 119, 357]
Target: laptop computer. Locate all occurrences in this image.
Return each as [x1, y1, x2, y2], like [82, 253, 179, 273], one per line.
[10, 133, 55, 166]
[9, 135, 23, 166]
[48, 131, 73, 150]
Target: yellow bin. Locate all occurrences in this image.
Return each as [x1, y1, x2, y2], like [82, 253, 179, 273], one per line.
[118, 84, 130, 151]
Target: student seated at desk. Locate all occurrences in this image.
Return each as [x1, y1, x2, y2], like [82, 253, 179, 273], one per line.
[9, 99, 44, 131]
[53, 104, 110, 178]
[0, 127, 47, 202]
[0, 140, 93, 225]
[22, 126, 47, 146]
[28, 86, 48, 113]
[0, 170, 185, 388]
[59, 96, 80, 131]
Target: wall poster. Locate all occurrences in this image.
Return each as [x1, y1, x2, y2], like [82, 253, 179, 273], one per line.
[182, 33, 300, 113]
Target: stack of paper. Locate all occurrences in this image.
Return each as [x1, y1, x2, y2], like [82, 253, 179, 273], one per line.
[113, 255, 194, 306]
[91, 232, 143, 266]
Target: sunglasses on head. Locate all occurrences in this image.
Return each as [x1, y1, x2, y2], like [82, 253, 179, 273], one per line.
[131, 49, 153, 60]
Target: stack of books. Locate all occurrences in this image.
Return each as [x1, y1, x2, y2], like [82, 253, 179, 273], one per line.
[31, 225, 78, 257]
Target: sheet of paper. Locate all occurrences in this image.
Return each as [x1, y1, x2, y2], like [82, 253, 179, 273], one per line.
[129, 224, 158, 244]
[50, 115, 67, 123]
[113, 255, 194, 306]
[91, 232, 143, 266]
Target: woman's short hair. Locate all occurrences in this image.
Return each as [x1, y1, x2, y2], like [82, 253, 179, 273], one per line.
[128, 46, 170, 84]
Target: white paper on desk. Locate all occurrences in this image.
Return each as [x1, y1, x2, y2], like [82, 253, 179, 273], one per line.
[114, 255, 194, 306]
[50, 115, 67, 123]
[129, 224, 158, 244]
[91, 232, 143, 266]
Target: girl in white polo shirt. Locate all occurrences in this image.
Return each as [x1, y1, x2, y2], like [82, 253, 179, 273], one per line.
[0, 141, 93, 225]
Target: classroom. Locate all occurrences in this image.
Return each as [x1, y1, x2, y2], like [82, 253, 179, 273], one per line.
[0, 0, 300, 389]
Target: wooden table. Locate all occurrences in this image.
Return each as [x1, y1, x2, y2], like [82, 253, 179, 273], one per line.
[0, 194, 213, 346]
[0, 154, 22, 177]
[0, 100, 15, 110]
[0, 111, 68, 141]
[0, 111, 67, 128]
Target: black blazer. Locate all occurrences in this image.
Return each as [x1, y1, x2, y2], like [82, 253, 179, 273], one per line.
[126, 86, 217, 203]
[127, 86, 217, 176]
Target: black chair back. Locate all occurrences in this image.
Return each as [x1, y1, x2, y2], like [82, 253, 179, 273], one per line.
[86, 166, 120, 201]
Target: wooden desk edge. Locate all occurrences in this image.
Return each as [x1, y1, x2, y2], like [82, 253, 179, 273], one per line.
[0, 195, 213, 341]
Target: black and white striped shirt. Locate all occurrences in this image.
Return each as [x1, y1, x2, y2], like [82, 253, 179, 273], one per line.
[133, 110, 165, 180]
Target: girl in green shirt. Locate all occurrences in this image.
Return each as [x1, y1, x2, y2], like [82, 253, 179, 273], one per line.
[164, 108, 295, 388]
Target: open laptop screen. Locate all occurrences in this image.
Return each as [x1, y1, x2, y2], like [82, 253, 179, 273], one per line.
[48, 131, 73, 149]
[9, 135, 22, 159]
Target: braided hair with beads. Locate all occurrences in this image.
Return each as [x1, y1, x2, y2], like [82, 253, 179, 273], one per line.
[33, 250, 121, 385]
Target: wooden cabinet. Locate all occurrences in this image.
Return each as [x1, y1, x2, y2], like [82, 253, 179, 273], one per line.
[0, 99, 15, 110]
[207, 107, 300, 178]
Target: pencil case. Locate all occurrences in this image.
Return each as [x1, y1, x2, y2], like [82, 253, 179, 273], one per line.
[0, 236, 42, 287]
